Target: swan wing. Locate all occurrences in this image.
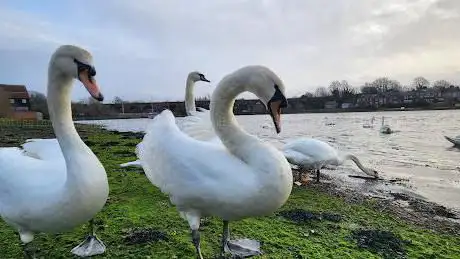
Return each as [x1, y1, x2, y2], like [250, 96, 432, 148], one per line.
[136, 110, 257, 212]
[178, 108, 219, 142]
[21, 138, 64, 161]
[0, 147, 66, 206]
[283, 138, 338, 164]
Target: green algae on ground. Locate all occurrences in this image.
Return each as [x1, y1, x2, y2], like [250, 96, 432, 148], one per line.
[0, 121, 459, 258]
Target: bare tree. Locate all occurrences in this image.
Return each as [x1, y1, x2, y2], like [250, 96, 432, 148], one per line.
[432, 80, 452, 91]
[387, 80, 402, 92]
[412, 76, 430, 90]
[339, 80, 355, 98]
[314, 86, 329, 97]
[371, 77, 392, 93]
[113, 96, 123, 104]
[329, 80, 341, 98]
[29, 91, 49, 118]
[360, 82, 378, 94]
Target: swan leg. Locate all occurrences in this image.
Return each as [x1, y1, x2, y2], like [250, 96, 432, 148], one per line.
[70, 219, 106, 257]
[316, 169, 321, 183]
[222, 220, 262, 258]
[191, 229, 203, 259]
[19, 231, 35, 259]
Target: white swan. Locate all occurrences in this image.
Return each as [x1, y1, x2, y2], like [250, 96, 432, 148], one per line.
[119, 71, 211, 168]
[363, 116, 375, 128]
[282, 138, 378, 183]
[136, 65, 292, 258]
[380, 116, 392, 134]
[444, 135, 460, 147]
[0, 45, 109, 258]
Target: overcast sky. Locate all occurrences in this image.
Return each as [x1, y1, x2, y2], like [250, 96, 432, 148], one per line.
[0, 0, 459, 102]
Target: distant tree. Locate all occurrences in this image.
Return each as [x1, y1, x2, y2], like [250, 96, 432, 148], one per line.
[412, 76, 430, 90]
[387, 80, 402, 92]
[314, 86, 329, 97]
[432, 80, 452, 91]
[371, 77, 393, 93]
[339, 80, 355, 98]
[196, 95, 210, 101]
[302, 92, 314, 98]
[113, 96, 123, 104]
[329, 80, 341, 98]
[360, 82, 378, 94]
[29, 91, 49, 118]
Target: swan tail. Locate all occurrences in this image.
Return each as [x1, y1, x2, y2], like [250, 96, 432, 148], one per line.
[119, 160, 142, 168]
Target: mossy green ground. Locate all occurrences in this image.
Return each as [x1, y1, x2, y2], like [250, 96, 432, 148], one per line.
[0, 121, 459, 258]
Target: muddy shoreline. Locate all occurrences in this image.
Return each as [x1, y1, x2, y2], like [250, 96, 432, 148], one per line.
[2, 124, 459, 236]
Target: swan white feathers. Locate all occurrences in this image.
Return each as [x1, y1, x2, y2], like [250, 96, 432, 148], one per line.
[0, 45, 108, 257]
[283, 138, 378, 183]
[120, 71, 212, 168]
[136, 65, 291, 258]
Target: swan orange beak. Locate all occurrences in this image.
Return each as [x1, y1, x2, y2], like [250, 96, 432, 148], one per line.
[79, 70, 104, 102]
[269, 100, 283, 134]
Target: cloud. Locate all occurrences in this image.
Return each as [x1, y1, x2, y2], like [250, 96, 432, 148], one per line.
[0, 0, 459, 102]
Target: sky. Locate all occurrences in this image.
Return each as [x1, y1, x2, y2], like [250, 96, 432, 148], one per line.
[0, 0, 459, 102]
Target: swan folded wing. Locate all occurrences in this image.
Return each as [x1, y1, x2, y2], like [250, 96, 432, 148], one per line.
[0, 147, 66, 201]
[21, 138, 64, 161]
[178, 108, 218, 142]
[137, 110, 258, 211]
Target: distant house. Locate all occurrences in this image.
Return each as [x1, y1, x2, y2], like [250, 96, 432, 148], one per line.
[324, 101, 337, 109]
[0, 84, 41, 120]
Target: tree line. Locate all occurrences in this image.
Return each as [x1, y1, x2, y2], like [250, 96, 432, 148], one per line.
[302, 76, 457, 99]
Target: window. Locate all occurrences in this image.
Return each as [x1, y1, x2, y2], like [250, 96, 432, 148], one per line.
[9, 99, 14, 104]
[22, 99, 27, 104]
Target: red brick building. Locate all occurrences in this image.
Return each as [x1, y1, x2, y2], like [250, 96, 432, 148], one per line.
[0, 84, 41, 120]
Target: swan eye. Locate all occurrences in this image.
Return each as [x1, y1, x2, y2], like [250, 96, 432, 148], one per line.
[74, 59, 96, 77]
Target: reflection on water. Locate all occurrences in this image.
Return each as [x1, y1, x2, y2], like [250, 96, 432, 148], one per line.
[78, 110, 460, 210]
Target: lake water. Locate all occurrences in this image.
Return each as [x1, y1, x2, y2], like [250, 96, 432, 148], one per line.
[78, 110, 460, 211]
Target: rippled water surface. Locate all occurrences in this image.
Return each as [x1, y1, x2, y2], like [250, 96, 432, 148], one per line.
[79, 110, 460, 210]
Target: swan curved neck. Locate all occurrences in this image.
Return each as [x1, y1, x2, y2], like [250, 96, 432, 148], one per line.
[185, 75, 196, 116]
[210, 81, 255, 158]
[344, 154, 367, 173]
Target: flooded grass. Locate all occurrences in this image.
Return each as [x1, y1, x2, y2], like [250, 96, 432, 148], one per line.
[0, 120, 459, 258]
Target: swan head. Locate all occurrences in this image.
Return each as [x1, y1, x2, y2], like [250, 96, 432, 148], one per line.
[50, 45, 103, 102]
[189, 71, 210, 83]
[244, 66, 288, 134]
[363, 168, 379, 178]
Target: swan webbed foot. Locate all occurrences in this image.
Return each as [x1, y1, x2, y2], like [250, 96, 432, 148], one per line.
[221, 220, 262, 258]
[22, 243, 36, 259]
[191, 229, 204, 259]
[70, 234, 106, 257]
[71, 220, 105, 257]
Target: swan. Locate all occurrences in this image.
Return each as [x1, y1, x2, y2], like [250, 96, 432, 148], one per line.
[136, 65, 292, 258]
[444, 135, 460, 147]
[380, 116, 392, 134]
[119, 71, 211, 168]
[282, 138, 378, 183]
[0, 45, 109, 258]
[363, 116, 375, 128]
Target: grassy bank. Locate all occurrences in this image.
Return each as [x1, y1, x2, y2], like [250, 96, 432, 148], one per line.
[0, 121, 459, 258]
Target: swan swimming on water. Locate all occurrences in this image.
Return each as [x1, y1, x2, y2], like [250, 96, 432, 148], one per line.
[282, 138, 378, 183]
[380, 116, 393, 134]
[119, 71, 211, 168]
[135, 65, 292, 258]
[0, 45, 109, 258]
[444, 135, 460, 147]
